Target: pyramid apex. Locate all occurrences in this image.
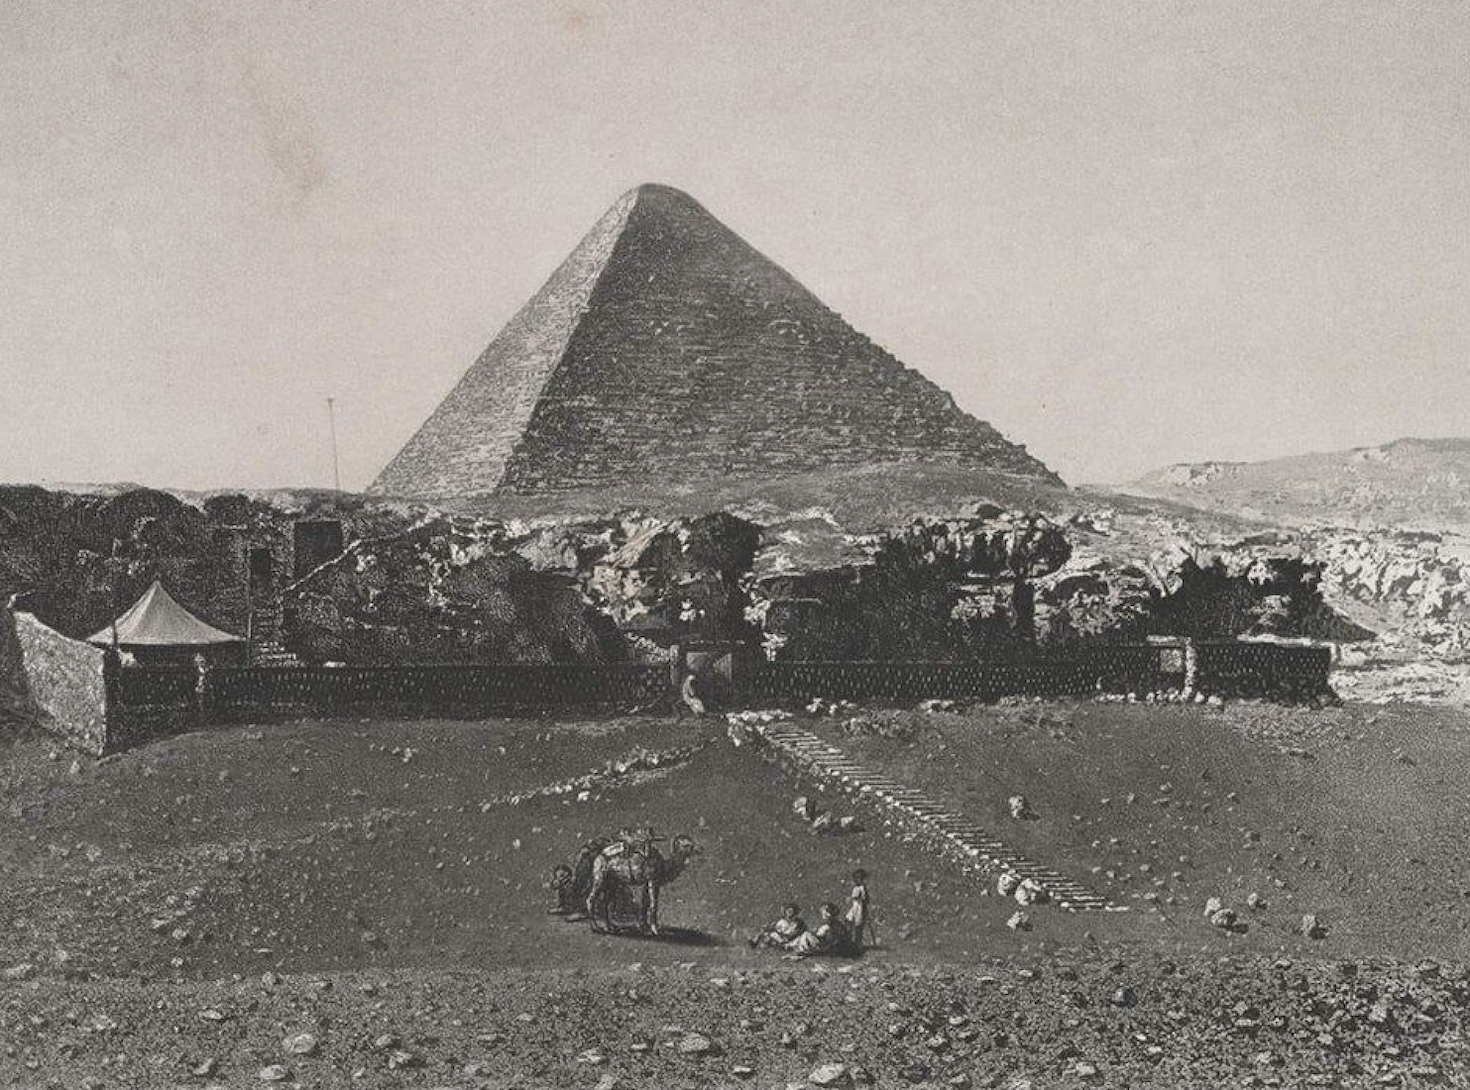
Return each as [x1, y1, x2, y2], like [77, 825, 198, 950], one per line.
[624, 182, 700, 205]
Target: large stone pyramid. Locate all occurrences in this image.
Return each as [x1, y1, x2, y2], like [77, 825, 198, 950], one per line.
[369, 184, 1059, 500]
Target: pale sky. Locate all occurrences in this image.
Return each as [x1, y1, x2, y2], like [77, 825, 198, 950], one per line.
[2, 1, 1466, 491]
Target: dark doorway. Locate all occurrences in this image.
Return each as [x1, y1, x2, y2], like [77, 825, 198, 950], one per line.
[248, 547, 274, 584]
[294, 520, 345, 578]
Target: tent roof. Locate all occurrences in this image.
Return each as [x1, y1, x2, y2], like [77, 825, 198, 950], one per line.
[87, 581, 241, 647]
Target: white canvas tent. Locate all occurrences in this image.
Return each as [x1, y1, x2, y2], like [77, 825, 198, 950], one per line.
[87, 581, 241, 652]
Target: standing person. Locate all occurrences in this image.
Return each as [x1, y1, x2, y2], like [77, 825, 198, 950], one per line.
[548, 864, 576, 915]
[680, 670, 706, 716]
[845, 869, 871, 950]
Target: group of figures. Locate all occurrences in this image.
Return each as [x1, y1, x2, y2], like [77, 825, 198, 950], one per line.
[748, 869, 872, 958]
[548, 827, 700, 936]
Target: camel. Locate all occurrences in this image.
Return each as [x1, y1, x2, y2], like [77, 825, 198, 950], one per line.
[585, 833, 699, 936]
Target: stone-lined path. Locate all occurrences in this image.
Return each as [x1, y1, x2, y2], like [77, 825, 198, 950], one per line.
[752, 721, 1123, 913]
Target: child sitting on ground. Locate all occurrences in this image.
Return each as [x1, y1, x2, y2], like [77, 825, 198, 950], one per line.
[749, 902, 807, 949]
[786, 902, 846, 957]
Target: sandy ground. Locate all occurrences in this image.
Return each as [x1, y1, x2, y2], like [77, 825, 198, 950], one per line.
[0, 701, 1467, 1087]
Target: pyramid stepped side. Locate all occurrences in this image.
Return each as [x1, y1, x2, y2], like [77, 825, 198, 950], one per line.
[497, 185, 1058, 494]
[369, 190, 640, 499]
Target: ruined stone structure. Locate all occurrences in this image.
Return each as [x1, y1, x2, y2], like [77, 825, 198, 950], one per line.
[369, 184, 1059, 500]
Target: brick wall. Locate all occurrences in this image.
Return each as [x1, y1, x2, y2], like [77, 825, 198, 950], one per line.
[106, 702, 197, 752]
[96, 641, 1332, 753]
[747, 646, 1168, 704]
[1194, 640, 1332, 699]
[746, 642, 1330, 705]
[109, 662, 670, 727]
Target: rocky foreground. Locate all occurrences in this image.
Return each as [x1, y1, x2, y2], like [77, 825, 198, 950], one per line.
[3, 703, 1469, 1087]
[2, 953, 1465, 1088]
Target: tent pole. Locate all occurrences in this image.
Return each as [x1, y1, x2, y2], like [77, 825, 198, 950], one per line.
[327, 396, 342, 493]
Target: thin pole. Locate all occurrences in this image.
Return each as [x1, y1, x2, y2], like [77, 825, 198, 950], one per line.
[326, 397, 342, 492]
[243, 540, 254, 665]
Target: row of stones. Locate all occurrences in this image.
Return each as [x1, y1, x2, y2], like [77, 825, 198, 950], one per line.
[754, 722, 1120, 913]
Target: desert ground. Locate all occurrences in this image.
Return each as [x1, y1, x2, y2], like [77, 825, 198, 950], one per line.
[1, 701, 1468, 1088]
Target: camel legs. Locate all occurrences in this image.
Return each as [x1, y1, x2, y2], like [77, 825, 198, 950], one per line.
[646, 878, 660, 936]
[585, 872, 607, 933]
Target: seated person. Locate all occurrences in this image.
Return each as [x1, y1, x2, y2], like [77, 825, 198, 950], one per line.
[749, 902, 807, 949]
[786, 902, 847, 957]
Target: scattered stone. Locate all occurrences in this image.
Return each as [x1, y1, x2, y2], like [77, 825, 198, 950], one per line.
[1015, 878, 1049, 905]
[810, 1062, 851, 1086]
[1209, 908, 1238, 930]
[677, 1033, 714, 1056]
[1008, 795, 1034, 820]
[281, 1032, 319, 1056]
[386, 1049, 420, 1070]
[1006, 911, 1031, 931]
[1300, 914, 1328, 939]
[258, 1066, 290, 1083]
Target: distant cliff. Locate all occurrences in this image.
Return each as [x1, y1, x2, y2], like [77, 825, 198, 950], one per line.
[1119, 438, 1470, 532]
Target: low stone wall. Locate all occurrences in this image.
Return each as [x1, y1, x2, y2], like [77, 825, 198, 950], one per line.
[747, 641, 1330, 705]
[107, 702, 198, 752]
[1194, 640, 1333, 700]
[94, 640, 1332, 753]
[3, 610, 110, 755]
[112, 662, 671, 727]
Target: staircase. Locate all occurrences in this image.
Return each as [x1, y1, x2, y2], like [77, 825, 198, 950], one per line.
[246, 597, 303, 667]
[249, 639, 302, 667]
[752, 722, 1121, 913]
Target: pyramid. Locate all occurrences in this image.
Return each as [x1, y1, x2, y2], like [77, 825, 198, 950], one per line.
[369, 184, 1060, 500]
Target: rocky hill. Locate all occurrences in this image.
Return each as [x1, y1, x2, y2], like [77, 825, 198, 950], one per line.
[6, 476, 1468, 702]
[1102, 441, 1470, 702]
[1118, 437, 1470, 532]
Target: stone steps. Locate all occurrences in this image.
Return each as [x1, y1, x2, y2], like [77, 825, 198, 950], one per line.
[753, 723, 1121, 913]
[250, 640, 303, 668]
